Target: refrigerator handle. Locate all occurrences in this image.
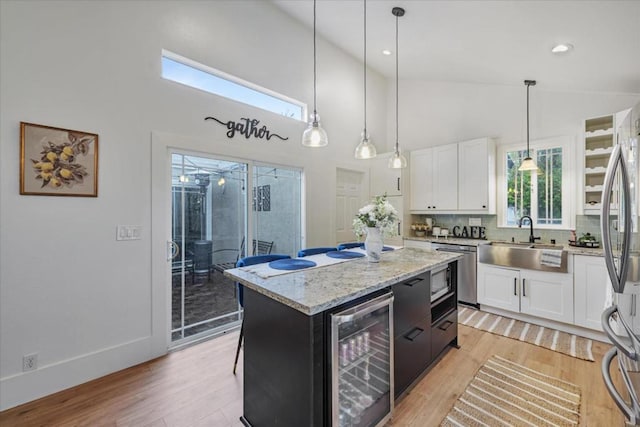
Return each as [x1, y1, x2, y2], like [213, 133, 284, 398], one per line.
[601, 143, 632, 293]
[602, 346, 637, 424]
[601, 305, 637, 360]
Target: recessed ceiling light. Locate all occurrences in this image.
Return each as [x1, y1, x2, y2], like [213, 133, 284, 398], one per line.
[382, 49, 392, 56]
[551, 43, 574, 54]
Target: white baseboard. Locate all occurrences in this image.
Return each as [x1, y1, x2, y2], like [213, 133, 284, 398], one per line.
[477, 305, 610, 343]
[0, 336, 163, 411]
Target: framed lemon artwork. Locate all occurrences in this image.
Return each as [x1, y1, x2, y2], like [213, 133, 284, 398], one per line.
[20, 122, 98, 197]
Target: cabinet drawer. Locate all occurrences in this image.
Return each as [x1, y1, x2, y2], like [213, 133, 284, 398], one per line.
[394, 318, 431, 398]
[393, 273, 430, 337]
[431, 310, 457, 360]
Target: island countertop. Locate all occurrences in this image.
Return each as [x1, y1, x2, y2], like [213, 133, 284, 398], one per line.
[224, 248, 462, 315]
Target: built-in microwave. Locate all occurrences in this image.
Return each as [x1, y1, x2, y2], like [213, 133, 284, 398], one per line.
[430, 264, 452, 302]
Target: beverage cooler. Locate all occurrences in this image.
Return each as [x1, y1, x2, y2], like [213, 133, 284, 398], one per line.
[330, 292, 394, 427]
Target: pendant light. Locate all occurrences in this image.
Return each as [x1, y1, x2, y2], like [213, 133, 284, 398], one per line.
[388, 7, 407, 169]
[518, 80, 538, 171]
[301, 0, 328, 148]
[354, 0, 377, 159]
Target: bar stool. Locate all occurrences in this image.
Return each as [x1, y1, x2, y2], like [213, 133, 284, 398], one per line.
[233, 254, 291, 374]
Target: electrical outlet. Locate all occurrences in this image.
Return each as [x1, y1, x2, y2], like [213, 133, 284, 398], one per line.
[23, 353, 37, 372]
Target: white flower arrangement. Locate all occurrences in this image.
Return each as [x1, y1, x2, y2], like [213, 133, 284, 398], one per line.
[353, 195, 399, 238]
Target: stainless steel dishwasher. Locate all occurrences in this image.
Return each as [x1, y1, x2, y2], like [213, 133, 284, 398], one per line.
[431, 242, 478, 307]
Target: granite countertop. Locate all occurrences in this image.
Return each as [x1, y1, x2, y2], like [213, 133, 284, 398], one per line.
[404, 235, 605, 256]
[224, 248, 462, 316]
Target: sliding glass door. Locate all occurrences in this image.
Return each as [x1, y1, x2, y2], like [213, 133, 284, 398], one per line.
[170, 154, 303, 346]
[252, 165, 303, 257]
[171, 153, 247, 344]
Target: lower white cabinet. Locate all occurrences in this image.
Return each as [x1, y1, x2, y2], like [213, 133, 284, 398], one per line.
[574, 255, 610, 331]
[477, 263, 520, 312]
[478, 263, 574, 324]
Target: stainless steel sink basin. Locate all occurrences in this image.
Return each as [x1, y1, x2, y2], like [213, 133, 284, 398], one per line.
[478, 241, 568, 273]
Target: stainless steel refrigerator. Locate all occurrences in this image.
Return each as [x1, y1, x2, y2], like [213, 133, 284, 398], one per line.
[601, 102, 640, 425]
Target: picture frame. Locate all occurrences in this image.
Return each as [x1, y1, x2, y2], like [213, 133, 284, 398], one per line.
[20, 122, 99, 197]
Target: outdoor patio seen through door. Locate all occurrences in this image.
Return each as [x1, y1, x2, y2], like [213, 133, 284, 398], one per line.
[170, 153, 303, 345]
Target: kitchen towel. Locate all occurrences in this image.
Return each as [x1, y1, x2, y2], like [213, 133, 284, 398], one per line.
[540, 249, 563, 267]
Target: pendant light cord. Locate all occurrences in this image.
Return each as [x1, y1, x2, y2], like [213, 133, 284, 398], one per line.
[526, 82, 530, 157]
[395, 10, 399, 153]
[363, 0, 367, 134]
[313, 0, 318, 120]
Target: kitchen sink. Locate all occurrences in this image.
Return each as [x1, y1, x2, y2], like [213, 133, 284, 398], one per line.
[478, 241, 568, 273]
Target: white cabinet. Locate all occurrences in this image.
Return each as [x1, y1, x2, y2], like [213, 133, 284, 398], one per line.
[520, 269, 574, 324]
[409, 148, 432, 210]
[409, 144, 457, 211]
[477, 264, 520, 312]
[478, 263, 574, 324]
[370, 152, 402, 197]
[574, 255, 610, 331]
[410, 138, 495, 213]
[458, 138, 496, 213]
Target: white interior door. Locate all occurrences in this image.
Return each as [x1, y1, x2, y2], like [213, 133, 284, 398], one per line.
[336, 168, 365, 244]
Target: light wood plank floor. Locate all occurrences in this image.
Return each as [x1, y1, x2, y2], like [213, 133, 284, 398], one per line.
[0, 325, 626, 426]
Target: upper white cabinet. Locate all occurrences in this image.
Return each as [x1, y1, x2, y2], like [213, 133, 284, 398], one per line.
[583, 114, 615, 214]
[410, 145, 457, 211]
[458, 138, 496, 213]
[370, 152, 402, 197]
[410, 138, 495, 213]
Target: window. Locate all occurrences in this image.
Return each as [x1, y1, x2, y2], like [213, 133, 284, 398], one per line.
[161, 50, 306, 121]
[499, 137, 572, 229]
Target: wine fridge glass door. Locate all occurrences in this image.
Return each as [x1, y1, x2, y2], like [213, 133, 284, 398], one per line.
[331, 293, 394, 427]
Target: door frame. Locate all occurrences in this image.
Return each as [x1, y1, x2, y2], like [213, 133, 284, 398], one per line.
[151, 131, 306, 354]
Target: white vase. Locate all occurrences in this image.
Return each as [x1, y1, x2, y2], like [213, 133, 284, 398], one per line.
[365, 227, 384, 262]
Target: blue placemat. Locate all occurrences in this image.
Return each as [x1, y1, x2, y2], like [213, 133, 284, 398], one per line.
[326, 251, 366, 259]
[383, 246, 394, 251]
[269, 258, 317, 270]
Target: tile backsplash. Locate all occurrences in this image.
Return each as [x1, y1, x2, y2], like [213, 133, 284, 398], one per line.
[409, 214, 601, 245]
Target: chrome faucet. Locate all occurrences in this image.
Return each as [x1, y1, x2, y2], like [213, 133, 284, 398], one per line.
[518, 215, 540, 243]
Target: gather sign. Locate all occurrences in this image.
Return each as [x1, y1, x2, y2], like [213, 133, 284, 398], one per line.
[205, 116, 288, 141]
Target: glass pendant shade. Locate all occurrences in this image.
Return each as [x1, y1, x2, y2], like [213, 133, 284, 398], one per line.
[518, 156, 538, 171]
[518, 80, 538, 172]
[388, 7, 406, 169]
[301, 112, 328, 147]
[388, 149, 407, 169]
[302, 0, 328, 148]
[355, 131, 377, 159]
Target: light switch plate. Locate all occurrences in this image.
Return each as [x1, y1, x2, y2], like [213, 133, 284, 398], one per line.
[116, 225, 142, 241]
[469, 218, 482, 226]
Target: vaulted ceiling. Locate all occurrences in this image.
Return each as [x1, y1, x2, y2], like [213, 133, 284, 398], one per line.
[272, 0, 640, 94]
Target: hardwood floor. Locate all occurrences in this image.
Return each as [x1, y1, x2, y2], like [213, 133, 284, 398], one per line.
[0, 325, 626, 426]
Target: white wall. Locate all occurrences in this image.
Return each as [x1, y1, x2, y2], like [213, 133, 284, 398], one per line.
[3, 0, 640, 412]
[390, 79, 640, 150]
[0, 0, 387, 409]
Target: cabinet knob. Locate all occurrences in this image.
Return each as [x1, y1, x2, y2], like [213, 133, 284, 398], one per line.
[482, 205, 486, 208]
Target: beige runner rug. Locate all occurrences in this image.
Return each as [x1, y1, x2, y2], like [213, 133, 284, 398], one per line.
[459, 306, 594, 361]
[441, 355, 582, 427]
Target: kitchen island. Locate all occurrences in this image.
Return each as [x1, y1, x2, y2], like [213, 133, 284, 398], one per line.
[225, 248, 462, 426]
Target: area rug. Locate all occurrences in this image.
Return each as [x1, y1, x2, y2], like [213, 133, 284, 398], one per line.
[441, 355, 582, 427]
[458, 306, 594, 361]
